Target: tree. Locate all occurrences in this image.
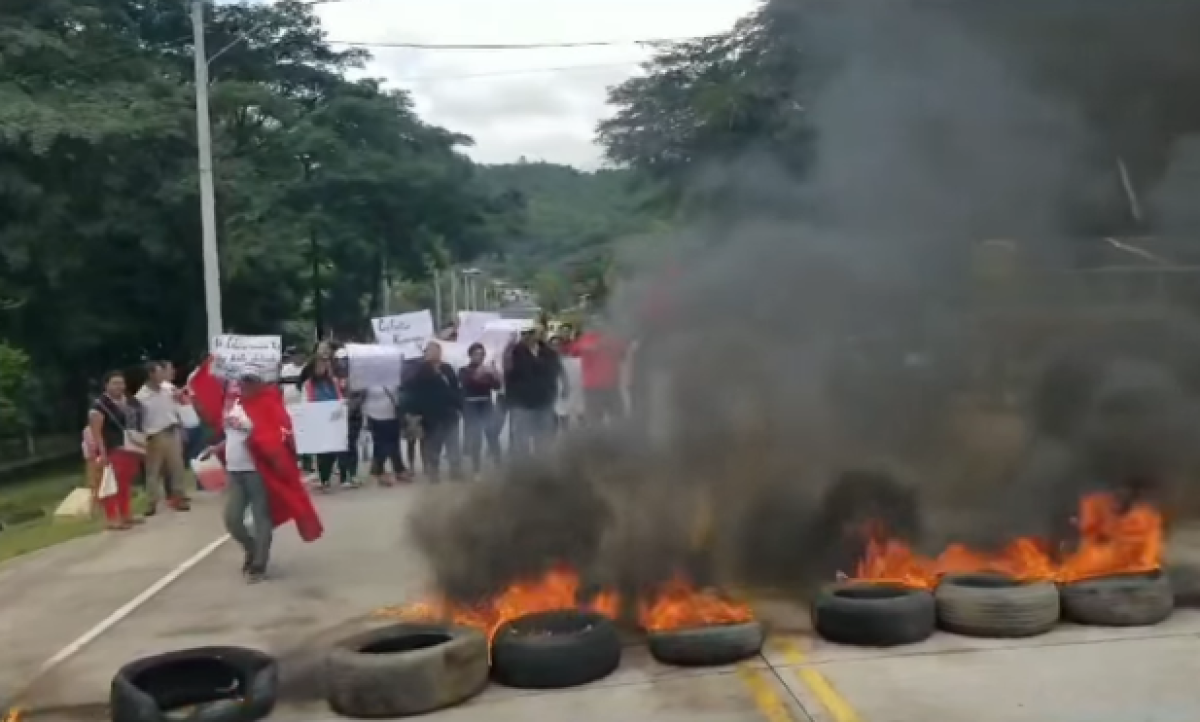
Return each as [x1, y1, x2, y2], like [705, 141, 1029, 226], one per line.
[0, 0, 515, 422]
[597, 3, 815, 215]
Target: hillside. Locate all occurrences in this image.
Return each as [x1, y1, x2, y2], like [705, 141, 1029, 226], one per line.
[476, 161, 654, 308]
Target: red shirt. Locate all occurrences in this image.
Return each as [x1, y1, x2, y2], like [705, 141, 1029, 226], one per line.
[570, 332, 624, 390]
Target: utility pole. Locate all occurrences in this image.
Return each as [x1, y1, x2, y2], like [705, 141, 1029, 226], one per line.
[433, 268, 443, 327]
[450, 268, 459, 319]
[191, 0, 223, 339]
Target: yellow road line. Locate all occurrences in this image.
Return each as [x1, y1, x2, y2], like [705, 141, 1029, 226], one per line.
[737, 663, 796, 722]
[777, 638, 863, 722]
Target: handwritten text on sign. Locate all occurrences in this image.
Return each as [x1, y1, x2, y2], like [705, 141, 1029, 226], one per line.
[371, 310, 434, 358]
[211, 334, 282, 381]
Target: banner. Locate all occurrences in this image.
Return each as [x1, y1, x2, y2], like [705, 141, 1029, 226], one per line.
[456, 310, 501, 346]
[344, 343, 404, 390]
[476, 318, 534, 365]
[371, 310, 434, 358]
[428, 340, 472, 371]
[211, 335, 282, 381]
[287, 400, 348, 454]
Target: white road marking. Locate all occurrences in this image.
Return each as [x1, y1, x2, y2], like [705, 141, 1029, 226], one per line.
[35, 533, 230, 675]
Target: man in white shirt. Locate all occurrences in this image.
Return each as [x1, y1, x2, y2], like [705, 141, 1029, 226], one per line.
[136, 360, 190, 513]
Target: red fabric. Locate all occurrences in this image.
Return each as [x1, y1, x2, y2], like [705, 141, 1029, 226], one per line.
[189, 358, 324, 542]
[100, 449, 139, 522]
[570, 332, 625, 390]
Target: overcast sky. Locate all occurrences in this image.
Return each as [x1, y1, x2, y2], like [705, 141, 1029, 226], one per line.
[311, 0, 757, 168]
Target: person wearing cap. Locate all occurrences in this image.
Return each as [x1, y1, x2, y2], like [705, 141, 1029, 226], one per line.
[189, 361, 323, 582]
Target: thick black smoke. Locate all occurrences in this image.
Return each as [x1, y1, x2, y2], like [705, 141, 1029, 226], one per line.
[408, 0, 1200, 605]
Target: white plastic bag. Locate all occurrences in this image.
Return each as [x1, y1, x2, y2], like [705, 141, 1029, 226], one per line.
[98, 464, 119, 499]
[190, 453, 228, 492]
[178, 403, 201, 429]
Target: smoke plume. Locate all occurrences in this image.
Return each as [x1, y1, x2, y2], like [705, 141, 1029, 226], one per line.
[409, 0, 1200, 606]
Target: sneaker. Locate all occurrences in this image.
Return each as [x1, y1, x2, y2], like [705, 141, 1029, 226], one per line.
[246, 568, 267, 584]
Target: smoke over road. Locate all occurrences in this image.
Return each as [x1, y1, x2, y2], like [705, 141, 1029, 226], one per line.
[409, 0, 1200, 606]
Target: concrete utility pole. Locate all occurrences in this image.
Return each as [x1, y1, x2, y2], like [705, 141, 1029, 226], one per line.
[433, 268, 443, 326]
[450, 268, 459, 319]
[192, 0, 223, 339]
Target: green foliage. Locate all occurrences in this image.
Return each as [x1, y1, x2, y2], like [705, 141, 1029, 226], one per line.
[476, 160, 660, 309]
[598, 3, 815, 214]
[0, 0, 517, 420]
[0, 343, 31, 435]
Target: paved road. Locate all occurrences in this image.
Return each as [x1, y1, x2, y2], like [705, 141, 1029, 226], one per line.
[5, 485, 1200, 722]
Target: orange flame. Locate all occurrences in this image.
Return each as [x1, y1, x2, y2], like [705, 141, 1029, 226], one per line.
[854, 492, 1162, 589]
[375, 566, 620, 643]
[637, 575, 754, 632]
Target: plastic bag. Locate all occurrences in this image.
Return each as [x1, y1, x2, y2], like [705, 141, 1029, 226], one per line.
[190, 453, 228, 492]
[98, 464, 119, 499]
[178, 403, 201, 429]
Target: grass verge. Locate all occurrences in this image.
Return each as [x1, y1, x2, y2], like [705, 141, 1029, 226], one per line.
[0, 462, 109, 564]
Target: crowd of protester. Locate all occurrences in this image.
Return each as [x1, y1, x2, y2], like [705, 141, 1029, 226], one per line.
[78, 320, 629, 581]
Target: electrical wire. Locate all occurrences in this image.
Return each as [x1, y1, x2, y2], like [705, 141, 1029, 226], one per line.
[396, 60, 643, 82]
[326, 36, 713, 50]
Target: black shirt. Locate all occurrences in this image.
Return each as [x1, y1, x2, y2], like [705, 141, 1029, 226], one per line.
[405, 362, 463, 423]
[91, 395, 144, 451]
[505, 342, 562, 409]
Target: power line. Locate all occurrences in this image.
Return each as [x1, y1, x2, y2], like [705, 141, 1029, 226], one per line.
[326, 36, 712, 50]
[397, 60, 642, 82]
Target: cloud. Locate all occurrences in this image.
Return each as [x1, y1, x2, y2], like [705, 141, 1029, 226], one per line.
[314, 0, 756, 168]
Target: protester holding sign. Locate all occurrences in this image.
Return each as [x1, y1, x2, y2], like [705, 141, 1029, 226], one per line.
[363, 381, 408, 485]
[189, 357, 323, 582]
[458, 343, 502, 478]
[405, 342, 464, 481]
[302, 356, 355, 491]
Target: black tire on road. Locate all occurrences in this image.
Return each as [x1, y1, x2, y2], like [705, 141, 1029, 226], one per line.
[647, 621, 765, 667]
[935, 573, 1060, 638]
[1060, 571, 1174, 627]
[324, 623, 488, 718]
[812, 583, 936, 647]
[490, 610, 621, 689]
[110, 646, 278, 722]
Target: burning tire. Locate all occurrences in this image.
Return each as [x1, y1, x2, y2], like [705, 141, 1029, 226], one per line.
[324, 623, 488, 718]
[935, 574, 1060, 638]
[490, 610, 621, 689]
[1060, 571, 1173, 627]
[110, 646, 278, 722]
[811, 583, 935, 647]
[647, 621, 765, 667]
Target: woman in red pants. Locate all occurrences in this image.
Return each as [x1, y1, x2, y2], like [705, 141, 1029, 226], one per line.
[87, 370, 147, 530]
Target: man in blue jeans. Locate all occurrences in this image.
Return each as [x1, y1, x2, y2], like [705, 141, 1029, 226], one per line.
[504, 328, 564, 458]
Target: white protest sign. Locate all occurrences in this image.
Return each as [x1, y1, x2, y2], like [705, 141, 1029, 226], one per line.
[287, 400, 348, 454]
[345, 343, 404, 390]
[371, 310, 435, 358]
[211, 335, 282, 381]
[456, 310, 501, 347]
[429, 340, 471, 371]
[477, 318, 533, 365]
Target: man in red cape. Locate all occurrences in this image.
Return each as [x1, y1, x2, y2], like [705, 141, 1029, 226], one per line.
[189, 357, 323, 544]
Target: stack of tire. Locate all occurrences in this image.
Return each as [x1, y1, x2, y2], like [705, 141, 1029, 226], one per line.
[108, 607, 769, 721]
[810, 570, 1174, 648]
